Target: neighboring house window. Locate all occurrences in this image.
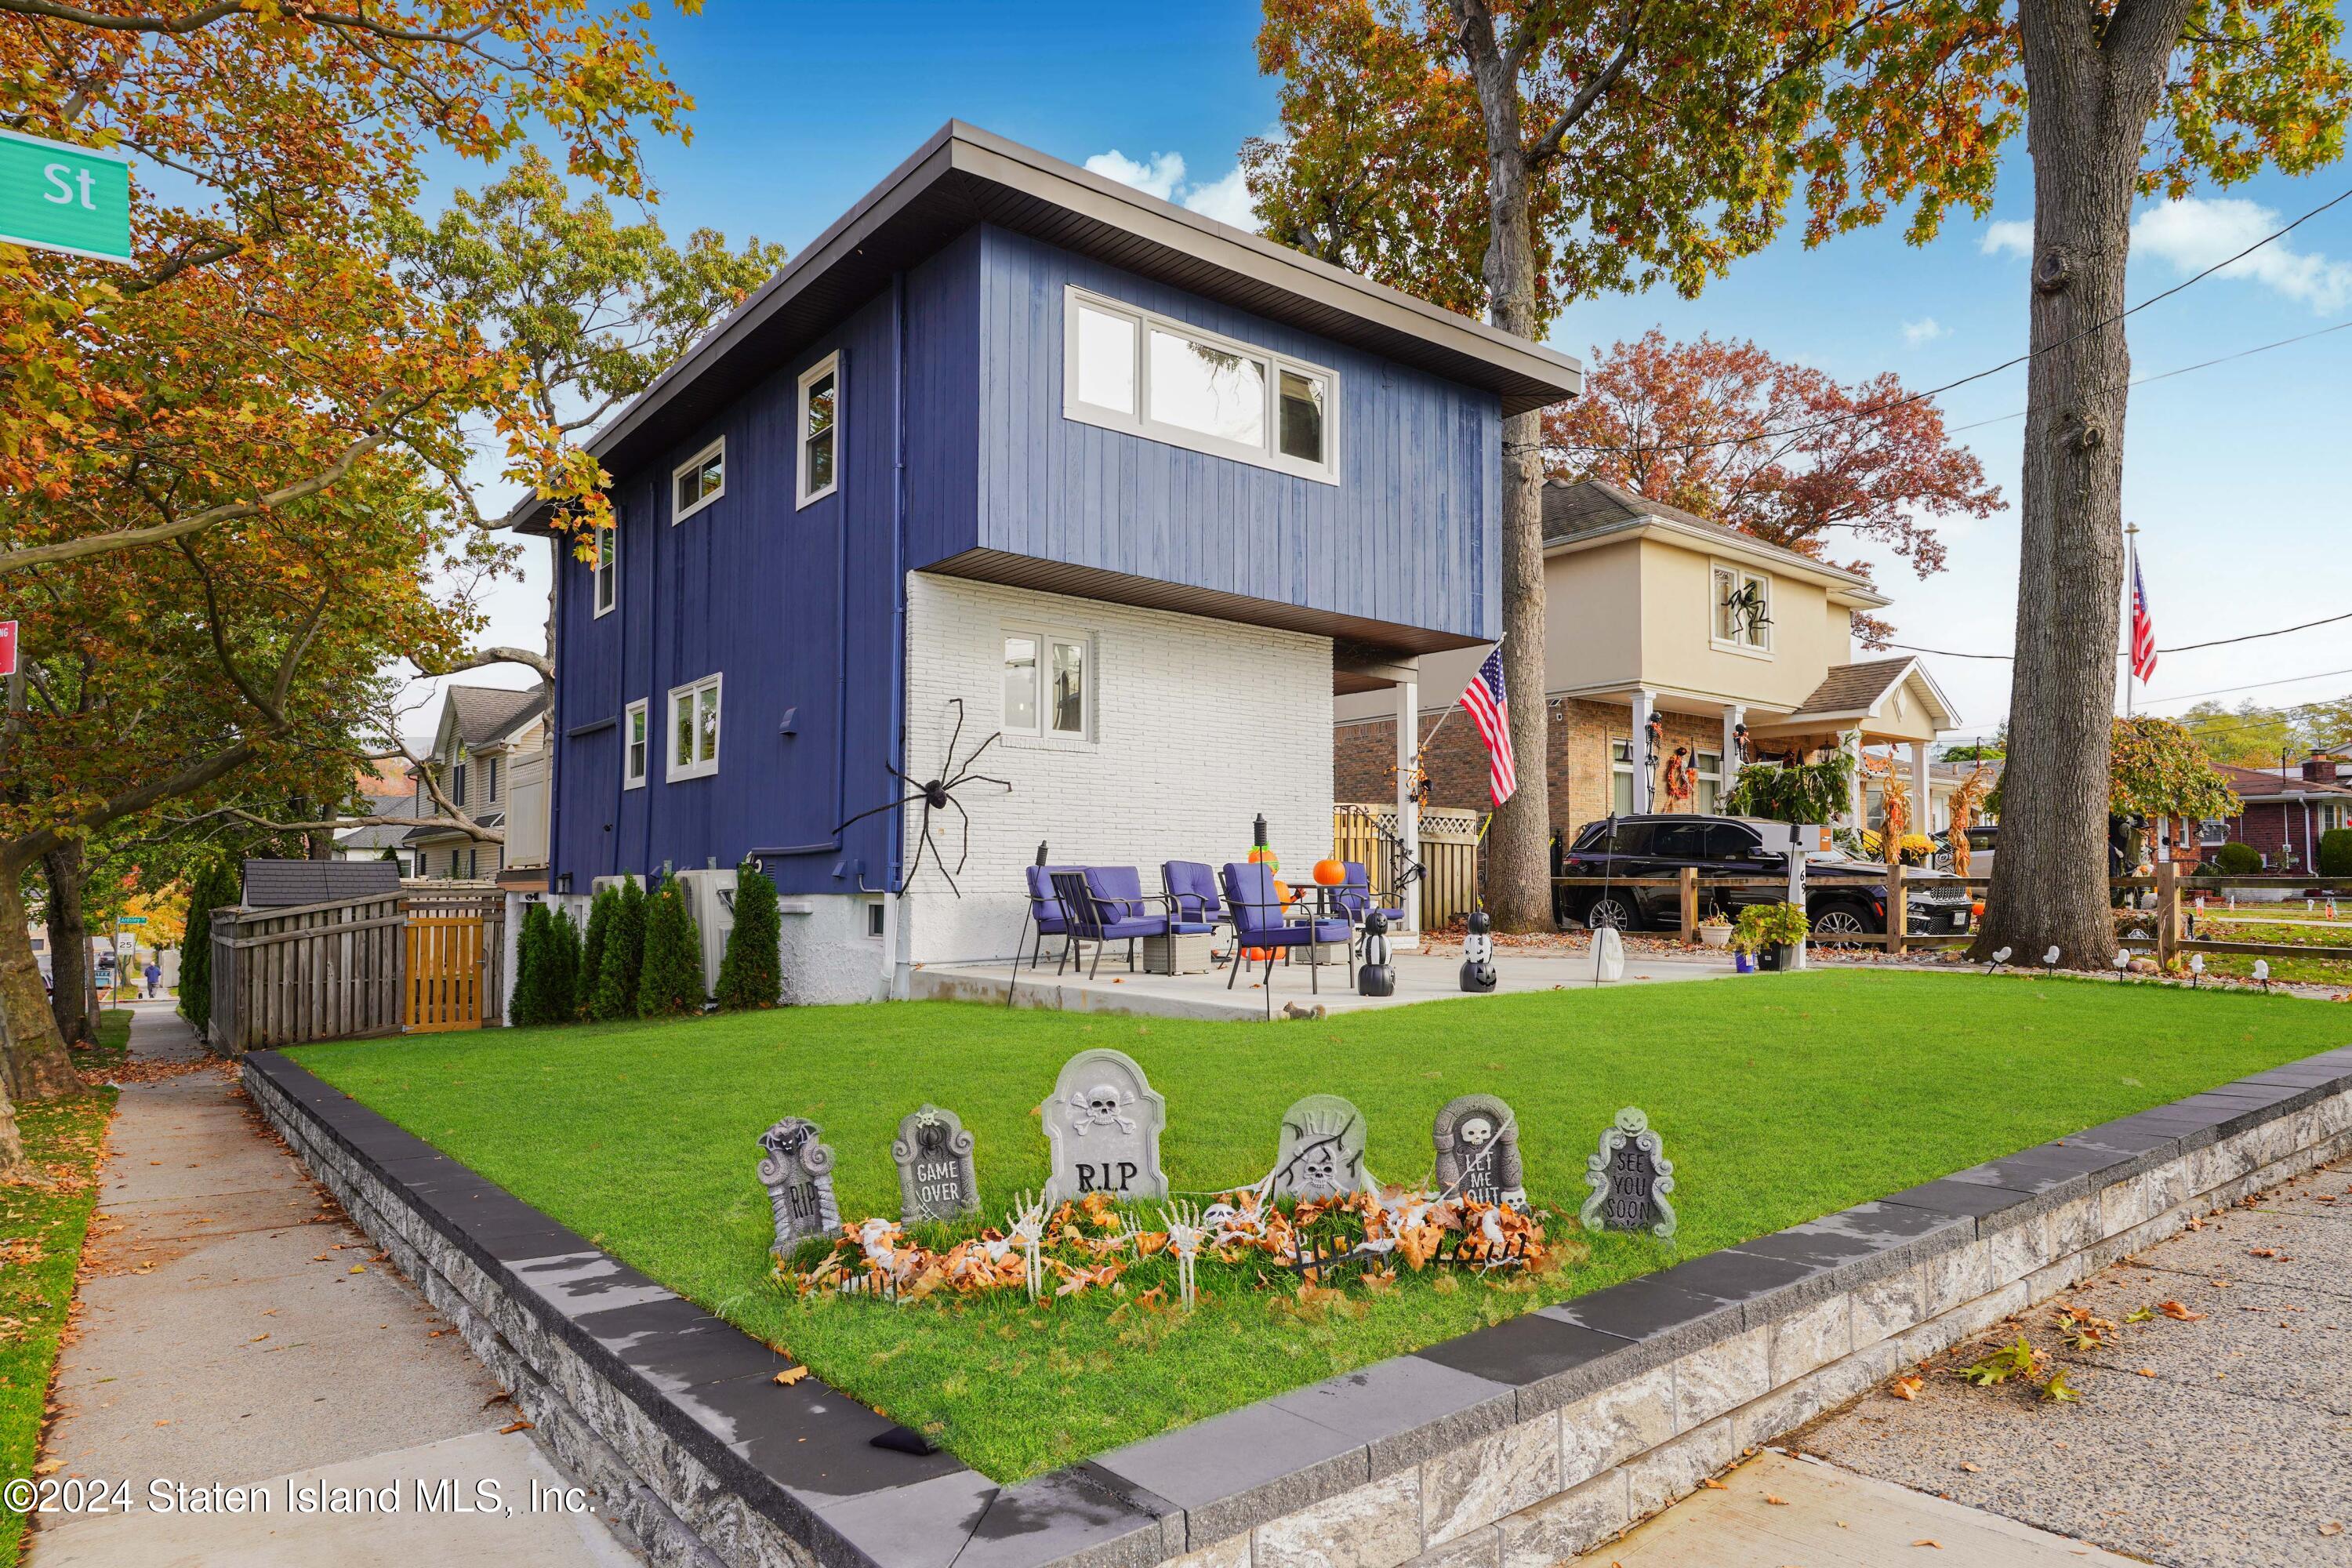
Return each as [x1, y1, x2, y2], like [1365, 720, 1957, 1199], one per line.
[2199, 818, 2227, 847]
[484, 756, 499, 804]
[1000, 629, 1088, 739]
[593, 514, 618, 617]
[673, 437, 725, 522]
[1710, 562, 1773, 654]
[1610, 739, 1635, 816]
[668, 674, 722, 781]
[1062, 286, 1339, 484]
[797, 354, 839, 506]
[467, 848, 478, 879]
[1696, 750, 1722, 815]
[622, 699, 648, 789]
[451, 754, 466, 808]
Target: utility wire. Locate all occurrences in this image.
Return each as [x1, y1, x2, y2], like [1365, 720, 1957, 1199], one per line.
[1553, 183, 2352, 459]
[1941, 319, 2352, 436]
[1887, 608, 2352, 663]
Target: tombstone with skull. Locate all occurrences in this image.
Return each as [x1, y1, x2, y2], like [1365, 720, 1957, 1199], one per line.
[1039, 1047, 1168, 1203]
[757, 1116, 840, 1258]
[1261, 1093, 1377, 1202]
[1432, 1093, 1526, 1210]
[891, 1104, 981, 1225]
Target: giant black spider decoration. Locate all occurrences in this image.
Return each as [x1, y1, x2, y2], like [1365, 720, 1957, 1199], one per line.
[833, 699, 1011, 898]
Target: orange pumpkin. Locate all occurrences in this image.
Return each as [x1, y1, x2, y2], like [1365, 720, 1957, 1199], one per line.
[1312, 858, 1347, 886]
[1272, 879, 1293, 907]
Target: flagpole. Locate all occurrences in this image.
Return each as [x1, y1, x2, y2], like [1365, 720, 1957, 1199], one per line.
[2123, 522, 2138, 718]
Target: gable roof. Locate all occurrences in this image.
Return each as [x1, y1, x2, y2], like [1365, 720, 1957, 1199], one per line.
[1777, 655, 1960, 730]
[437, 684, 548, 753]
[2216, 763, 2352, 801]
[241, 858, 401, 909]
[1541, 479, 1888, 604]
[332, 793, 423, 852]
[511, 122, 1584, 533]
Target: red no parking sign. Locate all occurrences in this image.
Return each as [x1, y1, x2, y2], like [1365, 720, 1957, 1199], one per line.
[0, 620, 16, 677]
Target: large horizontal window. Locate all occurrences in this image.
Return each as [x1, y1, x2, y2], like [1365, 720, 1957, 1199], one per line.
[1062, 287, 1339, 483]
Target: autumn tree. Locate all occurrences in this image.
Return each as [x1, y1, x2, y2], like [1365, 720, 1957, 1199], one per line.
[2178, 699, 2297, 768]
[1547, 329, 2002, 643]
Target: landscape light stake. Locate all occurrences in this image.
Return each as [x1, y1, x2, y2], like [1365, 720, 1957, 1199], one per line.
[2043, 946, 2060, 977]
[2188, 953, 2205, 987]
[1986, 945, 2011, 975]
[2254, 958, 2271, 991]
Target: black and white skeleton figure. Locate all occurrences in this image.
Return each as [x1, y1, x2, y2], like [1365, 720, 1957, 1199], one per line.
[1066, 1081, 1138, 1138]
[1431, 1093, 1527, 1210]
[832, 698, 1011, 897]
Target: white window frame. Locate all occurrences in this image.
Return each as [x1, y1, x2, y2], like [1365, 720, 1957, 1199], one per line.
[622, 699, 649, 790]
[1061, 285, 1340, 485]
[1000, 625, 1092, 741]
[1696, 750, 1723, 815]
[1610, 738, 1635, 816]
[671, 437, 726, 523]
[593, 514, 619, 617]
[1708, 560, 1774, 658]
[797, 353, 840, 508]
[666, 673, 723, 782]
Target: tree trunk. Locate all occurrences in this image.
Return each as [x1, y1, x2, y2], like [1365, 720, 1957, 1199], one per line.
[1468, 46, 1555, 934]
[0, 1074, 28, 1183]
[41, 840, 93, 1046]
[0, 865, 82, 1100]
[1974, 0, 2183, 970]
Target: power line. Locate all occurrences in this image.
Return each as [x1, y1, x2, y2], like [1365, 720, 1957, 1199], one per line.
[1552, 183, 2352, 460]
[1888, 607, 2352, 663]
[1942, 318, 2352, 436]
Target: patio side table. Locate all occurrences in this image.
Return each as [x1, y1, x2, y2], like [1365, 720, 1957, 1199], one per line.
[1142, 932, 1214, 975]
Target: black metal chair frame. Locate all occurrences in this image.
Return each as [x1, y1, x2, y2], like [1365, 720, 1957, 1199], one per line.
[1051, 869, 1144, 980]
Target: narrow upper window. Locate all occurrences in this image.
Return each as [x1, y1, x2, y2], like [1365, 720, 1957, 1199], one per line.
[484, 755, 500, 804]
[798, 354, 839, 506]
[1001, 634, 1038, 732]
[673, 438, 724, 521]
[622, 699, 648, 789]
[593, 514, 619, 617]
[667, 674, 721, 781]
[1002, 627, 1089, 739]
[1711, 562, 1773, 654]
[1062, 287, 1339, 483]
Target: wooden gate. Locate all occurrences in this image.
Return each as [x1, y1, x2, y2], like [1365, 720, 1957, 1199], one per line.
[403, 889, 503, 1033]
[1333, 804, 1483, 930]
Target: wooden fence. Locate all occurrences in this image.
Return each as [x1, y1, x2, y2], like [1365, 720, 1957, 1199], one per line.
[208, 887, 504, 1054]
[1334, 804, 1482, 930]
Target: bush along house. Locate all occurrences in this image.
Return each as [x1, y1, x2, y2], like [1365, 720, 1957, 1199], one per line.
[511, 123, 1583, 1003]
[1335, 480, 1963, 852]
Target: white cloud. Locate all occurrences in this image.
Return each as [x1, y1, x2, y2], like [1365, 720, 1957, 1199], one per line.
[1086, 147, 1261, 232]
[2132, 196, 2352, 314]
[1901, 317, 1949, 346]
[1980, 220, 2034, 259]
[1084, 149, 1187, 201]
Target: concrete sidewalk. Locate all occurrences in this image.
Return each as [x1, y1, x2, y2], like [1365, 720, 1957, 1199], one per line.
[29, 1004, 641, 1567]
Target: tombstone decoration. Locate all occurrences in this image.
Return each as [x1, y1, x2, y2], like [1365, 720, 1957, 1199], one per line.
[757, 1116, 841, 1257]
[1431, 1093, 1527, 1210]
[1358, 910, 1396, 996]
[891, 1105, 981, 1225]
[1260, 1094, 1377, 1201]
[1039, 1047, 1169, 1203]
[1460, 909, 1497, 993]
[1578, 1106, 1676, 1240]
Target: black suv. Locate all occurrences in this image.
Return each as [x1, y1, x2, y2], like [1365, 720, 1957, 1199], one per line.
[1555, 814, 1974, 937]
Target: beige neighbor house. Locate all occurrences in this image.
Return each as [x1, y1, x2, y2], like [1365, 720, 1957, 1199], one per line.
[401, 684, 552, 884]
[1333, 480, 1965, 851]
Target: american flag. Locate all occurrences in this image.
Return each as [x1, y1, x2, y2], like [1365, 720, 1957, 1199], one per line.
[2129, 557, 2158, 682]
[1461, 646, 1516, 806]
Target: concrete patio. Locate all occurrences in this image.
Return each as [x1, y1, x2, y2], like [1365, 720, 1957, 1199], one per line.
[910, 945, 1744, 1021]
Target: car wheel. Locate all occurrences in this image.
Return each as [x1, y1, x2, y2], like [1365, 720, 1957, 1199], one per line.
[1811, 904, 1873, 943]
[1584, 895, 1642, 932]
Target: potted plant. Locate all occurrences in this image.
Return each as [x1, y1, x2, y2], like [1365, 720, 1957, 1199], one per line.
[1731, 902, 1810, 972]
[1697, 913, 1733, 950]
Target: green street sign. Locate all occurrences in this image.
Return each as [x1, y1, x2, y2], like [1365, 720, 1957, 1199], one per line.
[117, 915, 147, 925]
[0, 128, 130, 264]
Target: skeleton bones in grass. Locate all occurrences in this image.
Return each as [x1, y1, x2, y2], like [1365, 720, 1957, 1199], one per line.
[1068, 1083, 1138, 1138]
[1005, 1191, 1047, 1299]
[1159, 1200, 1208, 1309]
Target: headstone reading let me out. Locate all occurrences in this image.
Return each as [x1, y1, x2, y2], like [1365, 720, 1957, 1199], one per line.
[757, 1116, 840, 1258]
[1579, 1106, 1676, 1240]
[1040, 1047, 1168, 1204]
[892, 1105, 981, 1225]
[1432, 1093, 1527, 1210]
[1262, 1094, 1377, 1202]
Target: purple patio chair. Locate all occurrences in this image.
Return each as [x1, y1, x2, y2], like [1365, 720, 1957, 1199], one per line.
[1220, 862, 1353, 995]
[1160, 861, 1229, 949]
[1334, 861, 1406, 929]
[1020, 863, 1089, 970]
[1052, 868, 1171, 979]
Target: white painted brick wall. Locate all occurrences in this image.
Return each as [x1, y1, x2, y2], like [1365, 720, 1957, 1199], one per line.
[900, 574, 1334, 967]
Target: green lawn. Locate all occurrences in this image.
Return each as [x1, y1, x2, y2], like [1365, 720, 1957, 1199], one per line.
[2194, 919, 2352, 988]
[294, 971, 2339, 1482]
[1, 1090, 114, 1562]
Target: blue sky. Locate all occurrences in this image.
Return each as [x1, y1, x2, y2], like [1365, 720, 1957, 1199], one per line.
[450, 0, 2352, 753]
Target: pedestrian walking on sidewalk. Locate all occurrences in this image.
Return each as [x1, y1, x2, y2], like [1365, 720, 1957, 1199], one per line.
[142, 959, 160, 998]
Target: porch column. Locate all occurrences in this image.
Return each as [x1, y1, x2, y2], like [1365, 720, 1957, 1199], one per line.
[1722, 704, 1746, 800]
[1396, 675, 1421, 935]
[1631, 688, 1657, 811]
[1846, 728, 1866, 828]
[1909, 742, 1931, 835]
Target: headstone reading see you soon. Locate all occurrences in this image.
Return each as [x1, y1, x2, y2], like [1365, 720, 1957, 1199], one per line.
[1579, 1106, 1677, 1240]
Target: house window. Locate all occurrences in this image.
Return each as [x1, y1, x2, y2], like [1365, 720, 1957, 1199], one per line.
[667, 674, 722, 781]
[467, 848, 478, 879]
[451, 753, 467, 808]
[673, 437, 724, 521]
[593, 514, 618, 616]
[797, 354, 838, 506]
[484, 755, 499, 804]
[1710, 562, 1773, 654]
[1062, 287, 1339, 483]
[1610, 739, 1635, 816]
[622, 699, 648, 789]
[1001, 628, 1089, 739]
[866, 901, 887, 938]
[1696, 750, 1723, 814]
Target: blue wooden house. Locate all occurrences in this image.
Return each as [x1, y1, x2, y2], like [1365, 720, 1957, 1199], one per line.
[514, 124, 1581, 1001]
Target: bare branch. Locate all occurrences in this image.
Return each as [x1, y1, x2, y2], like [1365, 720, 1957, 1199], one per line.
[1526, 4, 1651, 169]
[420, 645, 553, 681]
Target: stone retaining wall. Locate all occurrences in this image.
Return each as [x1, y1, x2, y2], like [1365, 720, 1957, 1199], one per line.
[245, 1044, 2352, 1568]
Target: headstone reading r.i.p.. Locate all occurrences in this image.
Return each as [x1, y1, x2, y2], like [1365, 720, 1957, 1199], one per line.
[1261, 1094, 1377, 1201]
[757, 1116, 841, 1257]
[1040, 1047, 1168, 1203]
[1579, 1106, 1676, 1240]
[891, 1105, 981, 1225]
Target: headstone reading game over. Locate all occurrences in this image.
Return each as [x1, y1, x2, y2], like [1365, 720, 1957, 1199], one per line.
[1040, 1047, 1168, 1203]
[1579, 1106, 1676, 1240]
[757, 1116, 841, 1257]
[1431, 1093, 1527, 1210]
[892, 1105, 981, 1225]
[1261, 1094, 1377, 1201]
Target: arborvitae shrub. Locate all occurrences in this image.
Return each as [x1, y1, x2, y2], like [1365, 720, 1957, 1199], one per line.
[589, 877, 646, 1022]
[715, 863, 782, 1010]
[637, 873, 705, 1018]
